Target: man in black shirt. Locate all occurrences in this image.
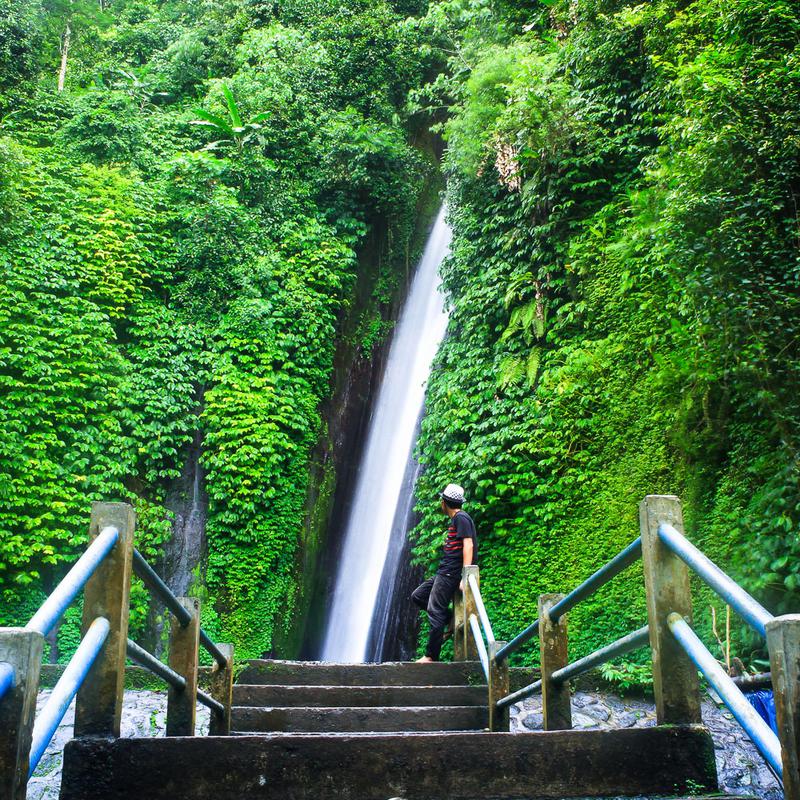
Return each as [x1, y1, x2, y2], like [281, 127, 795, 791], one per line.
[411, 483, 478, 662]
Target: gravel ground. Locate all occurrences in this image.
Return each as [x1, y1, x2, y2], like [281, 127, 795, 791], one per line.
[28, 688, 780, 800]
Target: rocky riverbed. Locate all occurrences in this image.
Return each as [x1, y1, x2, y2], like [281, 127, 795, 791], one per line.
[29, 688, 780, 800]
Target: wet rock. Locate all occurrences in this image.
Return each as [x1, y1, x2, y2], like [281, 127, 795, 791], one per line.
[604, 696, 625, 712]
[521, 711, 543, 730]
[581, 703, 610, 722]
[572, 712, 599, 729]
[572, 692, 590, 708]
[615, 711, 637, 728]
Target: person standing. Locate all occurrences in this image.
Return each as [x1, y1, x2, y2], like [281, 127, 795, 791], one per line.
[411, 483, 478, 663]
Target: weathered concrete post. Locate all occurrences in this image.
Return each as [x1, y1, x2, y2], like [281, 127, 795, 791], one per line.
[488, 640, 510, 731]
[209, 643, 234, 736]
[462, 565, 480, 661]
[639, 495, 701, 725]
[0, 630, 44, 799]
[75, 502, 135, 737]
[453, 588, 466, 661]
[539, 593, 571, 730]
[167, 597, 200, 736]
[767, 615, 800, 800]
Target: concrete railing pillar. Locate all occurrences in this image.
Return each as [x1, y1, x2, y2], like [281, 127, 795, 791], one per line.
[209, 643, 235, 736]
[75, 502, 135, 737]
[539, 593, 571, 730]
[461, 565, 480, 662]
[488, 640, 509, 731]
[453, 590, 466, 661]
[0, 630, 44, 799]
[639, 495, 702, 725]
[167, 597, 200, 736]
[767, 615, 800, 800]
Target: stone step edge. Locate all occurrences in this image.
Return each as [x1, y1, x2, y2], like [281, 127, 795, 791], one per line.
[227, 730, 495, 737]
[243, 660, 483, 667]
[232, 705, 489, 712]
[233, 684, 488, 690]
[230, 729, 489, 736]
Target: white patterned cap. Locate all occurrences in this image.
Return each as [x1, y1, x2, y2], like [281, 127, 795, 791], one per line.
[440, 484, 465, 504]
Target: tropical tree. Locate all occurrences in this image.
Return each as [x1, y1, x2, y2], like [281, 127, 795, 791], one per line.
[190, 83, 270, 152]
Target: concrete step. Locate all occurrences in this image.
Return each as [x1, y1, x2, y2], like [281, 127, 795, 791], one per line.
[61, 725, 719, 800]
[231, 704, 488, 732]
[239, 659, 485, 686]
[232, 683, 487, 707]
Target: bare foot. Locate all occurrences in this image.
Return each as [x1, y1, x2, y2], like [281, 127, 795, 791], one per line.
[416, 656, 434, 663]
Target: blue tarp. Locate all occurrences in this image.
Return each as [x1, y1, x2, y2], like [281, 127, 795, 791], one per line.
[745, 689, 778, 735]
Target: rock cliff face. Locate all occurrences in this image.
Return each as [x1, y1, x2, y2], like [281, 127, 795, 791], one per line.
[127, 137, 443, 661]
[280, 151, 444, 659]
[291, 220, 399, 659]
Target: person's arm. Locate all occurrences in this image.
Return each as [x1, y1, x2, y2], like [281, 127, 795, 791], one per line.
[459, 536, 474, 592]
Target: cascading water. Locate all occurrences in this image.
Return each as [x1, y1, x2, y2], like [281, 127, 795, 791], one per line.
[321, 206, 451, 662]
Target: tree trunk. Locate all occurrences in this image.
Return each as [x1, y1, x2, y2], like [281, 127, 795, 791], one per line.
[57, 22, 71, 92]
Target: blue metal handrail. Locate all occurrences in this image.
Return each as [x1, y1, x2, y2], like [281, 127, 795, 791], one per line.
[467, 574, 495, 647]
[549, 538, 642, 623]
[495, 627, 649, 709]
[496, 537, 642, 663]
[28, 617, 110, 777]
[494, 617, 540, 663]
[496, 677, 542, 709]
[550, 626, 649, 686]
[668, 612, 782, 778]
[126, 639, 186, 691]
[125, 638, 225, 715]
[0, 503, 236, 797]
[469, 614, 489, 681]
[26, 527, 119, 636]
[659, 524, 774, 639]
[0, 661, 14, 702]
[132, 548, 227, 668]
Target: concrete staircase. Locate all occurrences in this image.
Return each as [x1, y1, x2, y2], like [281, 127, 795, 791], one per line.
[60, 659, 719, 800]
[231, 659, 489, 733]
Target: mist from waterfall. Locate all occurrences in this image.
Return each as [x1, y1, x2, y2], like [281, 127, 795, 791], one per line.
[320, 206, 451, 662]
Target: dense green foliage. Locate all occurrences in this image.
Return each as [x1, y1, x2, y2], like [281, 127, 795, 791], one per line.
[414, 0, 800, 675]
[2, 0, 797, 679]
[0, 0, 437, 657]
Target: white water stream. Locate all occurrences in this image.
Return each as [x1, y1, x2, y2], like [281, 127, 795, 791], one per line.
[321, 206, 451, 662]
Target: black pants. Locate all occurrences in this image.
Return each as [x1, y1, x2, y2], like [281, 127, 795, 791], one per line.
[411, 571, 460, 661]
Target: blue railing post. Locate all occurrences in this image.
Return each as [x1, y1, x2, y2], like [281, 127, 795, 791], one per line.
[639, 495, 702, 725]
[0, 629, 44, 799]
[539, 593, 571, 731]
[767, 615, 800, 800]
[74, 502, 136, 737]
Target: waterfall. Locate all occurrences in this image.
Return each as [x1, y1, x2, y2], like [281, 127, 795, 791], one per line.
[366, 454, 423, 661]
[321, 206, 451, 663]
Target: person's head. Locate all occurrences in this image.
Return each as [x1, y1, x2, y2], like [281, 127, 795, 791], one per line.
[439, 483, 465, 514]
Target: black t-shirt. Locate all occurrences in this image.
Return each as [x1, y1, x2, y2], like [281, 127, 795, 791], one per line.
[437, 510, 478, 574]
